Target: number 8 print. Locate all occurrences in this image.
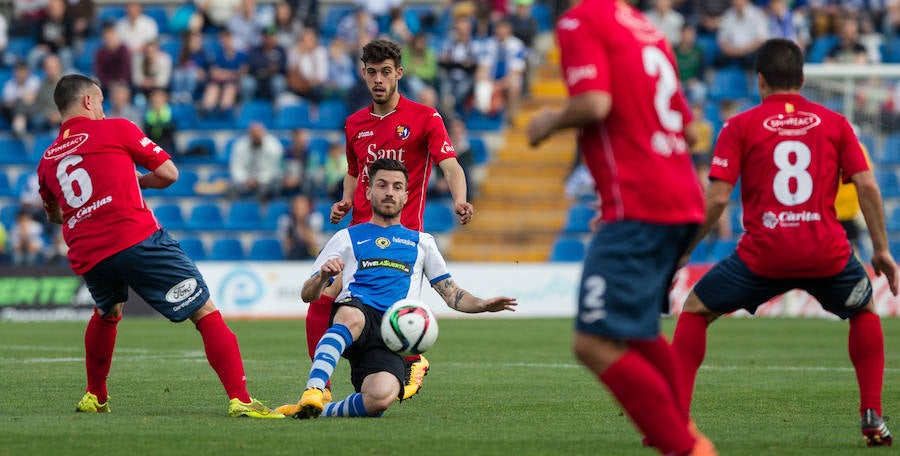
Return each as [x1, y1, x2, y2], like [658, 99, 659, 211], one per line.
[772, 140, 813, 206]
[56, 154, 93, 209]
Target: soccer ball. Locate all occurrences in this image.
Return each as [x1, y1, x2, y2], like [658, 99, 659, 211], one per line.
[380, 299, 439, 356]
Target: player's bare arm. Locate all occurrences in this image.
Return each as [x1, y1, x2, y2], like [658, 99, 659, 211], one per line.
[851, 170, 900, 295]
[330, 174, 358, 224]
[301, 258, 345, 302]
[678, 178, 733, 268]
[432, 277, 518, 313]
[526, 91, 611, 146]
[437, 157, 474, 224]
[138, 159, 178, 189]
[43, 198, 63, 224]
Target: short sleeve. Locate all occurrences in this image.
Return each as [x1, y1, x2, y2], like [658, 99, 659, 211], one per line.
[310, 229, 350, 278]
[420, 233, 451, 284]
[117, 119, 171, 171]
[557, 12, 609, 96]
[837, 118, 869, 182]
[424, 111, 456, 164]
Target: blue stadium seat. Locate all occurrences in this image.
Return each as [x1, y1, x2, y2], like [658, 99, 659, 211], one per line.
[237, 101, 275, 129]
[248, 238, 284, 260]
[0, 138, 29, 164]
[0, 204, 20, 228]
[263, 200, 290, 230]
[532, 3, 553, 32]
[316, 202, 350, 232]
[423, 203, 456, 233]
[321, 5, 355, 39]
[97, 6, 126, 25]
[6, 37, 35, 63]
[883, 134, 900, 165]
[275, 102, 312, 129]
[171, 104, 196, 128]
[875, 171, 900, 199]
[550, 237, 585, 262]
[159, 36, 182, 61]
[695, 33, 719, 67]
[888, 207, 900, 232]
[31, 133, 57, 163]
[183, 137, 219, 163]
[0, 173, 12, 197]
[157, 170, 199, 197]
[76, 37, 103, 72]
[225, 201, 264, 230]
[563, 205, 594, 234]
[858, 133, 876, 156]
[178, 237, 207, 261]
[185, 203, 224, 230]
[153, 204, 185, 230]
[688, 241, 710, 264]
[210, 237, 245, 261]
[170, 4, 196, 34]
[807, 35, 838, 63]
[144, 6, 170, 34]
[464, 110, 504, 131]
[709, 67, 749, 100]
[469, 137, 489, 164]
[886, 36, 900, 63]
[311, 100, 347, 130]
[710, 239, 737, 261]
[308, 137, 331, 165]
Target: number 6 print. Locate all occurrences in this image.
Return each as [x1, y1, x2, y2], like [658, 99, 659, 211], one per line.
[56, 154, 94, 209]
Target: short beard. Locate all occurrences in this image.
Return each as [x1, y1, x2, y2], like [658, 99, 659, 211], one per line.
[372, 203, 402, 219]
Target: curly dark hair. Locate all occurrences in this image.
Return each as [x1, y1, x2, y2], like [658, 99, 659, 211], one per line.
[360, 39, 402, 67]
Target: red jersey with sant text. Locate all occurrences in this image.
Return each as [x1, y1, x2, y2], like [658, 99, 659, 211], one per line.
[557, 0, 703, 224]
[37, 117, 171, 274]
[709, 94, 869, 278]
[344, 96, 456, 231]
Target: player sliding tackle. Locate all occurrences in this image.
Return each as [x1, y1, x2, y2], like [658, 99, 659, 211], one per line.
[277, 159, 515, 419]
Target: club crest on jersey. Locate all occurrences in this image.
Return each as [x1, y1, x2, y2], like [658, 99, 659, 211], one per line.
[763, 112, 822, 136]
[376, 237, 391, 248]
[395, 125, 411, 140]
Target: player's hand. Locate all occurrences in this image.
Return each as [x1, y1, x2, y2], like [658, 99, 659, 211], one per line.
[480, 296, 518, 313]
[320, 258, 344, 281]
[330, 200, 352, 224]
[527, 109, 557, 147]
[871, 251, 899, 296]
[455, 201, 474, 225]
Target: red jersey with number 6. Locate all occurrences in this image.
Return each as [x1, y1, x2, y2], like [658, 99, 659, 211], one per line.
[344, 96, 456, 231]
[37, 116, 171, 274]
[557, 0, 703, 224]
[709, 93, 869, 278]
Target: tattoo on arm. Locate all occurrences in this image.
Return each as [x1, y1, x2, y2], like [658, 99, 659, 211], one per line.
[452, 290, 465, 311]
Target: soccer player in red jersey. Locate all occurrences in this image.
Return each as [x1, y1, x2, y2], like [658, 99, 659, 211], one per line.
[526, 1, 714, 454]
[37, 75, 282, 419]
[306, 39, 474, 402]
[671, 39, 898, 447]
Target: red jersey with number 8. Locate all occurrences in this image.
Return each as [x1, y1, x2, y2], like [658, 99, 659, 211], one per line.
[37, 116, 171, 274]
[709, 93, 869, 278]
[556, 0, 703, 224]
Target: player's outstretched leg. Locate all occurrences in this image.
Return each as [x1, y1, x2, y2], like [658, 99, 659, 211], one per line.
[849, 309, 891, 446]
[321, 393, 381, 417]
[280, 323, 353, 419]
[77, 310, 120, 413]
[400, 354, 429, 400]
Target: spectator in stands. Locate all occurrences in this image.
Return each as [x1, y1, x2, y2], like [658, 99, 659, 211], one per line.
[286, 0, 319, 30]
[31, 53, 63, 131]
[246, 26, 286, 101]
[401, 33, 438, 102]
[171, 30, 210, 104]
[858, 13, 884, 64]
[10, 209, 44, 266]
[28, 0, 74, 71]
[715, 0, 769, 69]
[826, 17, 869, 64]
[438, 16, 480, 116]
[310, 141, 348, 199]
[322, 38, 356, 102]
[12, 0, 48, 37]
[228, 0, 268, 52]
[281, 194, 323, 260]
[283, 128, 311, 196]
[355, 0, 401, 26]
[645, 0, 685, 46]
[336, 6, 378, 50]
[95, 23, 131, 90]
[228, 122, 284, 202]
[273, 2, 305, 51]
[1, 62, 40, 136]
[143, 88, 177, 155]
[766, 0, 806, 48]
[106, 81, 142, 124]
[200, 29, 248, 117]
[131, 40, 173, 101]
[476, 19, 527, 124]
[697, 0, 732, 34]
[447, 117, 477, 198]
[386, 6, 413, 44]
[115, 2, 159, 54]
[285, 28, 328, 103]
[0, 220, 8, 264]
[510, 0, 539, 50]
[689, 103, 714, 186]
[194, 0, 241, 31]
[675, 23, 708, 105]
[0, 14, 8, 67]
[64, 0, 94, 45]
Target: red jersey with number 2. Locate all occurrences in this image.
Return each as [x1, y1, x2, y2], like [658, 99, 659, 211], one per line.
[556, 0, 703, 224]
[37, 116, 171, 274]
[344, 96, 456, 231]
[709, 94, 869, 278]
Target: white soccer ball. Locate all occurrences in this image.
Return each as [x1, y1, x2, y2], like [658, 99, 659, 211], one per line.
[380, 298, 439, 356]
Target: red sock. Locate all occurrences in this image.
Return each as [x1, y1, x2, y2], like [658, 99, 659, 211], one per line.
[195, 311, 250, 403]
[84, 311, 121, 404]
[849, 310, 884, 416]
[600, 351, 695, 455]
[672, 312, 709, 417]
[629, 335, 688, 422]
[306, 295, 334, 389]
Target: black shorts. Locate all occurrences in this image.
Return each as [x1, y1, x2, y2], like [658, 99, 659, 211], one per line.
[332, 297, 405, 397]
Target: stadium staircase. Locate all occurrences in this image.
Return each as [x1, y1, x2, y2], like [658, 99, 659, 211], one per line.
[448, 47, 579, 262]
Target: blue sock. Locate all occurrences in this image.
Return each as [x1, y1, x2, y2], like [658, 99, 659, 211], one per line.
[322, 393, 382, 418]
[306, 324, 353, 390]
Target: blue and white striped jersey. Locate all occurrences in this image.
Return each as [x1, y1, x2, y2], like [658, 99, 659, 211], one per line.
[310, 223, 451, 312]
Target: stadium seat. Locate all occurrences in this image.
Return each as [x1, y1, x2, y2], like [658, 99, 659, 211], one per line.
[144, 6, 170, 34]
[321, 5, 355, 39]
[97, 5, 126, 25]
[0, 173, 12, 198]
[532, 3, 553, 32]
[876, 171, 900, 199]
[31, 133, 58, 163]
[807, 35, 838, 63]
[0, 204, 20, 228]
[225, 201, 264, 230]
[6, 37, 35, 63]
[423, 202, 456, 233]
[210, 237, 245, 261]
[76, 37, 103, 73]
[159, 36, 182, 61]
[316, 202, 350, 232]
[263, 199, 290, 230]
[464, 110, 504, 131]
[858, 133, 876, 156]
[182, 137, 219, 163]
[550, 237, 585, 262]
[311, 100, 348, 130]
[888, 207, 900, 232]
[274, 102, 312, 129]
[178, 237, 207, 261]
[153, 204, 185, 231]
[157, 170, 199, 197]
[308, 137, 331, 165]
[171, 104, 196, 128]
[563, 205, 594, 233]
[469, 137, 489, 164]
[695, 33, 719, 67]
[248, 238, 284, 260]
[0, 138, 29, 164]
[886, 36, 900, 63]
[710, 239, 737, 261]
[237, 100, 275, 129]
[185, 203, 224, 230]
[709, 67, 749, 100]
[882, 134, 900, 165]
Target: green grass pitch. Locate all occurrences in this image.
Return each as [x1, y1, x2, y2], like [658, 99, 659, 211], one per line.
[1, 317, 898, 455]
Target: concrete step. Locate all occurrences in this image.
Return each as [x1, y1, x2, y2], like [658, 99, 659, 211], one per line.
[448, 243, 551, 262]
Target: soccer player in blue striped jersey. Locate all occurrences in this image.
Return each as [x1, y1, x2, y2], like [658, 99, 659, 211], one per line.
[276, 158, 517, 419]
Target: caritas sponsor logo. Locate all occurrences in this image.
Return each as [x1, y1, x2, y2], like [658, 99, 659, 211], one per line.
[762, 112, 821, 136]
[762, 210, 822, 229]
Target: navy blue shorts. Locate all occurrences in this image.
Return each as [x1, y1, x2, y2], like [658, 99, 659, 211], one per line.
[693, 253, 872, 319]
[83, 229, 211, 322]
[331, 297, 405, 397]
[575, 221, 699, 340]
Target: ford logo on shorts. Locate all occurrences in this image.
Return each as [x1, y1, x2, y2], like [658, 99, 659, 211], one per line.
[166, 278, 198, 303]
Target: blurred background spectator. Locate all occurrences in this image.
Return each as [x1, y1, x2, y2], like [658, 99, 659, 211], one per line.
[246, 26, 287, 101]
[282, 128, 311, 197]
[107, 82, 142, 124]
[2, 62, 40, 136]
[228, 122, 284, 201]
[280, 194, 323, 260]
[116, 1, 159, 54]
[131, 39, 172, 101]
[10, 210, 44, 266]
[200, 29, 248, 116]
[171, 30, 210, 104]
[32, 53, 63, 132]
[95, 23, 131, 90]
[144, 88, 177, 154]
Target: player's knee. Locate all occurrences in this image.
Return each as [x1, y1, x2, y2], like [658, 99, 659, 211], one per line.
[102, 303, 125, 319]
[333, 306, 365, 334]
[682, 292, 715, 318]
